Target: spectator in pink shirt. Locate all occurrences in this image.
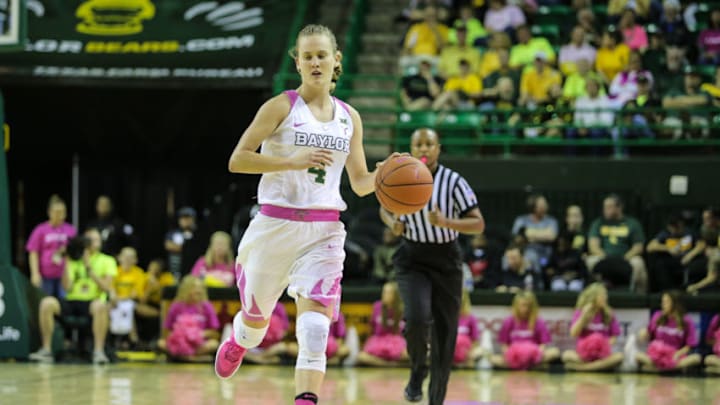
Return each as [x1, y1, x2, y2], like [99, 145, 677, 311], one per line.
[191, 231, 235, 287]
[356, 281, 407, 366]
[559, 26, 597, 76]
[705, 312, 720, 374]
[619, 9, 648, 52]
[26, 195, 77, 298]
[698, 9, 720, 64]
[453, 291, 483, 368]
[484, 0, 526, 34]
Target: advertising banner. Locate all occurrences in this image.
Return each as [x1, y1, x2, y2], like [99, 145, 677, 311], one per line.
[0, 0, 295, 86]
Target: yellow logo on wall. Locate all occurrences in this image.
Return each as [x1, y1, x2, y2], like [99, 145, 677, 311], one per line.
[76, 0, 156, 36]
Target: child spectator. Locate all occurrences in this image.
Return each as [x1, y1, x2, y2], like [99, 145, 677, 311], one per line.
[562, 283, 625, 371]
[191, 231, 235, 287]
[454, 291, 483, 368]
[698, 9, 720, 65]
[356, 281, 407, 366]
[111, 247, 146, 346]
[492, 291, 559, 370]
[26, 195, 77, 298]
[158, 275, 220, 361]
[244, 302, 290, 365]
[635, 291, 701, 371]
[545, 233, 587, 292]
[704, 312, 720, 374]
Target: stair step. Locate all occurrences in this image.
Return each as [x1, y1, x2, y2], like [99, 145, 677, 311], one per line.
[359, 112, 397, 123]
[348, 96, 396, 108]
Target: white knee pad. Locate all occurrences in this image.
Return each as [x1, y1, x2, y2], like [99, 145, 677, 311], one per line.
[233, 312, 268, 349]
[295, 311, 330, 373]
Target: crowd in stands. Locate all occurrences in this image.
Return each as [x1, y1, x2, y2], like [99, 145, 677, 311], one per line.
[398, 1, 720, 141]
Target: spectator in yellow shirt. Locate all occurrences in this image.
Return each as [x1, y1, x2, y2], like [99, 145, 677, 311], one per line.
[595, 28, 630, 83]
[519, 52, 563, 107]
[111, 247, 146, 346]
[438, 25, 482, 79]
[563, 59, 605, 103]
[478, 32, 512, 79]
[433, 59, 483, 110]
[509, 25, 556, 69]
[400, 6, 449, 71]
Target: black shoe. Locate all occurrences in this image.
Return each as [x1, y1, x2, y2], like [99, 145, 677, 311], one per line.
[404, 384, 423, 402]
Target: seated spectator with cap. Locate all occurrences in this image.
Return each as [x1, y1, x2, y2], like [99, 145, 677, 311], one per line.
[165, 206, 197, 278]
[518, 52, 562, 107]
[559, 26, 598, 76]
[510, 25, 556, 69]
[400, 57, 444, 111]
[438, 25, 482, 80]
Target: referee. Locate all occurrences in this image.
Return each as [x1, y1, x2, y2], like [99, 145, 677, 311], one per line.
[380, 128, 484, 404]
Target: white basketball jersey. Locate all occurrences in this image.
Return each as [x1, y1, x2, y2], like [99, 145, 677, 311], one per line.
[257, 90, 353, 211]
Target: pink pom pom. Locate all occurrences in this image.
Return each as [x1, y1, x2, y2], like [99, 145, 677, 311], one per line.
[504, 342, 543, 370]
[714, 330, 720, 356]
[576, 333, 611, 362]
[364, 335, 406, 361]
[326, 335, 339, 358]
[647, 340, 679, 370]
[259, 314, 287, 348]
[167, 331, 195, 357]
[167, 314, 206, 356]
[454, 334, 473, 364]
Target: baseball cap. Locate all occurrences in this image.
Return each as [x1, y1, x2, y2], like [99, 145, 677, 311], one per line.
[534, 51, 548, 62]
[178, 206, 197, 218]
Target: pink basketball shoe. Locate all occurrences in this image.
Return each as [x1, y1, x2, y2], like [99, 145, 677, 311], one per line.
[214, 337, 247, 379]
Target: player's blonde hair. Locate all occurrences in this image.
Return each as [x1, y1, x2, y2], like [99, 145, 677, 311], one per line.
[290, 24, 343, 92]
[512, 291, 539, 331]
[175, 275, 208, 303]
[576, 283, 613, 325]
[204, 231, 234, 268]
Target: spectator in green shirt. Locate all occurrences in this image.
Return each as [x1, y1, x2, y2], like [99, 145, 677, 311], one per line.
[585, 194, 648, 292]
[29, 228, 118, 364]
[509, 25, 556, 69]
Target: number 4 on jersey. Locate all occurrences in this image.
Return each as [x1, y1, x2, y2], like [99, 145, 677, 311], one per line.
[308, 167, 326, 184]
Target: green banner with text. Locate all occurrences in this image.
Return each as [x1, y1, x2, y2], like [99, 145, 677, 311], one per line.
[0, 0, 296, 86]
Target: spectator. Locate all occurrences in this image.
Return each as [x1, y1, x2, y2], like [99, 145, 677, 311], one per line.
[478, 33, 513, 80]
[135, 258, 175, 343]
[165, 206, 197, 278]
[698, 9, 720, 65]
[559, 26, 598, 76]
[576, 7, 600, 47]
[373, 228, 400, 283]
[646, 215, 697, 292]
[518, 52, 562, 107]
[190, 231, 235, 287]
[401, 58, 444, 111]
[661, 66, 712, 139]
[491, 291, 559, 370]
[356, 281, 408, 366]
[562, 59, 605, 103]
[401, 5, 449, 69]
[509, 25, 556, 68]
[86, 195, 135, 257]
[655, 46, 687, 97]
[609, 52, 654, 106]
[545, 233, 587, 292]
[26, 195, 77, 298]
[479, 76, 523, 135]
[700, 66, 720, 106]
[595, 28, 631, 83]
[454, 290, 483, 368]
[482, 48, 521, 92]
[29, 229, 117, 364]
[658, 0, 689, 46]
[466, 233, 503, 289]
[619, 74, 662, 140]
[642, 25, 667, 75]
[568, 77, 615, 143]
[619, 9, 648, 52]
[432, 59, 482, 110]
[398, 0, 453, 23]
[496, 244, 541, 293]
[608, 0, 651, 22]
[511, 194, 558, 267]
[111, 246, 146, 346]
[564, 205, 586, 252]
[706, 314, 720, 374]
[448, 5, 487, 46]
[681, 207, 720, 276]
[484, 0, 526, 34]
[244, 302, 290, 365]
[157, 275, 220, 361]
[586, 194, 648, 292]
[438, 25, 482, 79]
[686, 228, 720, 294]
[562, 283, 624, 371]
[635, 291, 701, 372]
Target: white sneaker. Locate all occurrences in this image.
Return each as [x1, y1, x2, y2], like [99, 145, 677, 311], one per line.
[93, 351, 110, 365]
[29, 348, 54, 363]
[621, 334, 638, 372]
[342, 326, 360, 367]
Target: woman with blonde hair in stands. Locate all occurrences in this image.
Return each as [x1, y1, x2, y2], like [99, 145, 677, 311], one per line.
[562, 283, 624, 371]
[191, 231, 235, 287]
[356, 281, 408, 366]
[492, 291, 559, 370]
[453, 290, 483, 368]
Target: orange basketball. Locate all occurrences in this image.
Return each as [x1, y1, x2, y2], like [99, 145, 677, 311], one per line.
[375, 156, 434, 215]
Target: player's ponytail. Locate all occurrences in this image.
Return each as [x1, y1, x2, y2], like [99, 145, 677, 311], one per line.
[331, 51, 343, 94]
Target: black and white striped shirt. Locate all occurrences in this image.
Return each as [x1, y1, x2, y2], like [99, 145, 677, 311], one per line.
[400, 164, 479, 244]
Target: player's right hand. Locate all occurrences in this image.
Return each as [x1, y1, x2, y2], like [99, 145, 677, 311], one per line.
[290, 149, 334, 170]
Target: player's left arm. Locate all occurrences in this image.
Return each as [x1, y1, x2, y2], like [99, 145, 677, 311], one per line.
[345, 105, 401, 196]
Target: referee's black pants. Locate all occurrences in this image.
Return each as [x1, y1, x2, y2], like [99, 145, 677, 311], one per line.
[394, 239, 464, 405]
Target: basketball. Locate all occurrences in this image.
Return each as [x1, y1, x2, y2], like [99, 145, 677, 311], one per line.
[375, 156, 434, 215]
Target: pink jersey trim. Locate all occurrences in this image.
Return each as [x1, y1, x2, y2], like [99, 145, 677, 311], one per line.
[260, 204, 340, 222]
[284, 90, 299, 107]
[334, 97, 351, 115]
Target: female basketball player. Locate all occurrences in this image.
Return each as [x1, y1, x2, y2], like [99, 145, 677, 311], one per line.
[213, 25, 399, 405]
[380, 128, 484, 404]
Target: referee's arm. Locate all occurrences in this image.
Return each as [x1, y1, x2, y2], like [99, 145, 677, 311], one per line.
[429, 205, 485, 235]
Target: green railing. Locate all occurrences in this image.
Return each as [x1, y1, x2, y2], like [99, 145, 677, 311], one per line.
[271, 0, 308, 95]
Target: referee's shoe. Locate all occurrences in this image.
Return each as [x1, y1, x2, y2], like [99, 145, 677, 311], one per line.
[403, 370, 425, 402]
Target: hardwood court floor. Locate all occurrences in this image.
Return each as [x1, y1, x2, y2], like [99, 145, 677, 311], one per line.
[1, 362, 719, 405]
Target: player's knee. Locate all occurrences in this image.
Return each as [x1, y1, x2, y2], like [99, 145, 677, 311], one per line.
[233, 312, 268, 349]
[39, 297, 59, 314]
[296, 311, 330, 373]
